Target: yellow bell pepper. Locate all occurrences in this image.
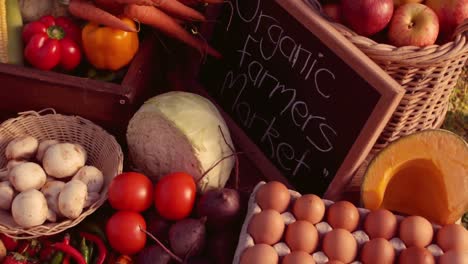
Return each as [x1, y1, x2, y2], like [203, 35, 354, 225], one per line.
[82, 17, 139, 71]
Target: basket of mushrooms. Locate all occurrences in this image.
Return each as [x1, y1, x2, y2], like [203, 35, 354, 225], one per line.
[0, 109, 123, 239]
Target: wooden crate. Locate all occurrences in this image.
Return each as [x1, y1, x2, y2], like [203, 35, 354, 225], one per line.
[0, 32, 166, 141]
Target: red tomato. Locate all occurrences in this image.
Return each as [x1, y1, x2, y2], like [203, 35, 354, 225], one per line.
[106, 211, 147, 255]
[108, 172, 154, 212]
[154, 172, 197, 220]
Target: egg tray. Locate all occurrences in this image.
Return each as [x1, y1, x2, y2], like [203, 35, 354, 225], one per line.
[232, 181, 448, 264]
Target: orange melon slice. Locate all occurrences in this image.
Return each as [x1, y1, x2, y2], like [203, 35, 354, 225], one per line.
[361, 129, 468, 225]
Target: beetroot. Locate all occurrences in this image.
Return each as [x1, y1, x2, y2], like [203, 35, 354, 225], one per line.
[137, 245, 171, 264]
[196, 188, 241, 230]
[146, 213, 172, 243]
[186, 256, 214, 264]
[169, 217, 207, 258]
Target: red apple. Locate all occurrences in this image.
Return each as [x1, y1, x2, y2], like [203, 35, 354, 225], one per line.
[393, 0, 423, 6]
[341, 0, 394, 36]
[323, 4, 341, 23]
[426, 0, 468, 42]
[388, 3, 439, 47]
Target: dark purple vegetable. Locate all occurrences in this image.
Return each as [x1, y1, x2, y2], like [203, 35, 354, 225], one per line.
[186, 255, 214, 264]
[137, 245, 172, 264]
[207, 231, 238, 264]
[169, 217, 207, 258]
[146, 213, 172, 243]
[196, 188, 241, 230]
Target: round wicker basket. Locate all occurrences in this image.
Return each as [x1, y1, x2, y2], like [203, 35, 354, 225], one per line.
[309, 0, 468, 147]
[0, 109, 123, 239]
[306, 0, 468, 187]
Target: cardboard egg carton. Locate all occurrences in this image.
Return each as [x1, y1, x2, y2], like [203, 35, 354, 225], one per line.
[233, 181, 450, 264]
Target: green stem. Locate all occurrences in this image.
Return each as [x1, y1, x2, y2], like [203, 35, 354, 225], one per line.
[47, 26, 65, 40]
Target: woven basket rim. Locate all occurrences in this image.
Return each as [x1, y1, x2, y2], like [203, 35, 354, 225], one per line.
[306, 0, 468, 64]
[0, 109, 124, 239]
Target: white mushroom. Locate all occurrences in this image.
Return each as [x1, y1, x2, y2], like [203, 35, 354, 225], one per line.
[58, 180, 87, 219]
[0, 160, 27, 182]
[6, 160, 26, 170]
[42, 143, 87, 178]
[0, 181, 15, 210]
[11, 189, 48, 228]
[45, 177, 55, 183]
[47, 209, 58, 223]
[41, 181, 65, 222]
[5, 136, 39, 160]
[9, 162, 47, 192]
[72, 166, 104, 193]
[0, 169, 8, 182]
[36, 139, 60, 162]
[84, 192, 100, 208]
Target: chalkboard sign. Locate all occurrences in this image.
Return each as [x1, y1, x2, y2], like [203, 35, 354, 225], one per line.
[199, 0, 403, 199]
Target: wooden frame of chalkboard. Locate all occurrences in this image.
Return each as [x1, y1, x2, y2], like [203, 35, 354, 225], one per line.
[197, 0, 404, 200]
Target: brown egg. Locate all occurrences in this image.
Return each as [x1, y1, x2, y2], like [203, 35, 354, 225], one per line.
[327, 261, 345, 264]
[436, 224, 468, 252]
[322, 228, 357, 263]
[282, 251, 316, 264]
[292, 194, 325, 224]
[399, 215, 434, 248]
[360, 238, 395, 264]
[363, 209, 397, 239]
[327, 201, 359, 232]
[399, 246, 435, 264]
[240, 244, 279, 264]
[256, 181, 291, 212]
[248, 209, 285, 245]
[285, 220, 319, 253]
[439, 250, 468, 264]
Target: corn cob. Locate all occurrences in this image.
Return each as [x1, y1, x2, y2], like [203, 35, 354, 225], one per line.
[6, 0, 23, 65]
[0, 0, 8, 63]
[0, 0, 23, 64]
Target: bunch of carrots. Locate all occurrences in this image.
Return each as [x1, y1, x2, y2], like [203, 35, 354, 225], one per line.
[67, 0, 223, 58]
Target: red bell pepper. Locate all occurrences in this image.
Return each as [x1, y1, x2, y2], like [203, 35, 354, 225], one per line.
[22, 15, 82, 71]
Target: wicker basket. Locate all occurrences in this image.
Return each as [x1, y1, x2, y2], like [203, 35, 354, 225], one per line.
[306, 0, 468, 186]
[0, 109, 123, 239]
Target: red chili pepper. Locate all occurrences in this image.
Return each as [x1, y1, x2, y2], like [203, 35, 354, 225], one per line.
[62, 256, 71, 264]
[17, 239, 42, 258]
[63, 234, 71, 245]
[52, 242, 86, 264]
[39, 245, 55, 262]
[80, 232, 107, 264]
[0, 234, 19, 251]
[62, 234, 71, 264]
[22, 15, 82, 71]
